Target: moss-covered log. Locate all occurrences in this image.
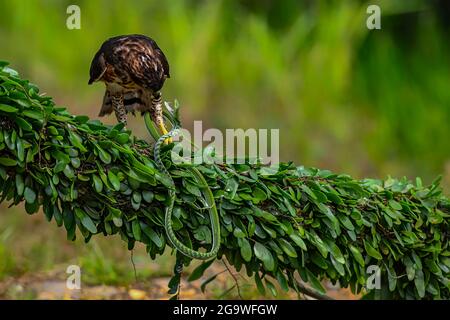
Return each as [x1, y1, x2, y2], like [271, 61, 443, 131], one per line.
[0, 62, 449, 299]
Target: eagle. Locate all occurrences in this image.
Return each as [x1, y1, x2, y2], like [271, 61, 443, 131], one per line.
[88, 34, 171, 137]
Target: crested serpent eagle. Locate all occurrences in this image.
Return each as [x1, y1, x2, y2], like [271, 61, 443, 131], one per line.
[88, 34, 171, 137]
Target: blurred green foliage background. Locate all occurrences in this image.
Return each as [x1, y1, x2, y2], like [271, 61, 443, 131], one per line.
[0, 0, 449, 297]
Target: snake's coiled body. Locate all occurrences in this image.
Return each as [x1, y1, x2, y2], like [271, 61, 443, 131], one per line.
[153, 126, 220, 260]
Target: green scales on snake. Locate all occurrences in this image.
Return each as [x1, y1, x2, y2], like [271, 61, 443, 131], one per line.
[151, 110, 221, 260]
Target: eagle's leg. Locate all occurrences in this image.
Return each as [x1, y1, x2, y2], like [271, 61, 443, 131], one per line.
[152, 91, 172, 144]
[111, 94, 127, 127]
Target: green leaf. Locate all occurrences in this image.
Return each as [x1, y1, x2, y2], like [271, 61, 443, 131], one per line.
[289, 233, 307, 251]
[260, 223, 276, 238]
[0, 157, 17, 166]
[276, 270, 289, 292]
[414, 270, 425, 298]
[63, 208, 75, 230]
[301, 185, 317, 200]
[324, 238, 345, 264]
[22, 110, 43, 120]
[154, 172, 173, 188]
[330, 255, 345, 276]
[69, 131, 87, 152]
[92, 175, 103, 193]
[188, 259, 215, 281]
[132, 191, 142, 204]
[349, 245, 365, 267]
[389, 199, 402, 211]
[141, 224, 162, 247]
[16, 139, 24, 162]
[265, 279, 277, 297]
[98, 147, 112, 164]
[311, 253, 328, 269]
[15, 117, 33, 131]
[0, 167, 6, 179]
[15, 174, 24, 195]
[71, 157, 81, 169]
[75, 208, 97, 233]
[116, 133, 129, 144]
[24, 187, 36, 204]
[278, 238, 298, 258]
[225, 178, 238, 199]
[311, 188, 328, 203]
[254, 242, 275, 271]
[306, 269, 326, 294]
[240, 238, 252, 262]
[108, 171, 120, 191]
[317, 202, 339, 230]
[194, 225, 212, 243]
[112, 217, 123, 228]
[75, 115, 89, 123]
[142, 190, 154, 203]
[405, 257, 416, 281]
[309, 232, 329, 258]
[364, 240, 382, 260]
[54, 161, 66, 173]
[0, 104, 18, 113]
[254, 273, 266, 295]
[132, 219, 141, 241]
[168, 273, 180, 295]
[337, 213, 355, 231]
[253, 187, 267, 201]
[388, 267, 397, 292]
[233, 226, 246, 238]
[63, 165, 75, 179]
[185, 182, 201, 197]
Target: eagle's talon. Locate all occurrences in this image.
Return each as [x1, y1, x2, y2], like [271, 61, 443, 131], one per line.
[159, 123, 173, 144]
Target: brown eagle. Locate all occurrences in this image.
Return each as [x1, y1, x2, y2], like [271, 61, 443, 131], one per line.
[88, 34, 170, 135]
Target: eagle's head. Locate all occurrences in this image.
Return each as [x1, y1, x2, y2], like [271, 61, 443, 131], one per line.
[88, 50, 106, 85]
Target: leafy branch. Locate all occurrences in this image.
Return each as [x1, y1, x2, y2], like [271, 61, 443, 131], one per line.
[0, 61, 449, 299]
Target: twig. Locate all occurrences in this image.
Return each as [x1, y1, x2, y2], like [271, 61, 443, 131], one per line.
[295, 280, 334, 300]
[218, 284, 237, 299]
[223, 260, 243, 299]
[130, 250, 138, 283]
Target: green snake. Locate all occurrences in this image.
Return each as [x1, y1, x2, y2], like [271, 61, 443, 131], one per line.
[153, 125, 221, 260]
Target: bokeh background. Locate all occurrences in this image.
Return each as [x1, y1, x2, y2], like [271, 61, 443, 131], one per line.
[0, 0, 449, 299]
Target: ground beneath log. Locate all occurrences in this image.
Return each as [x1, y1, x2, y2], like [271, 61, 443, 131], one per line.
[0, 267, 358, 300]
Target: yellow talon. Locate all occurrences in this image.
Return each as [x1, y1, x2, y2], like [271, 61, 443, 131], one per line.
[159, 123, 172, 144]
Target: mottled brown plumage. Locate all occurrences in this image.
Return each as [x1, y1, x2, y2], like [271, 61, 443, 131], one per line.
[88, 34, 170, 133]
